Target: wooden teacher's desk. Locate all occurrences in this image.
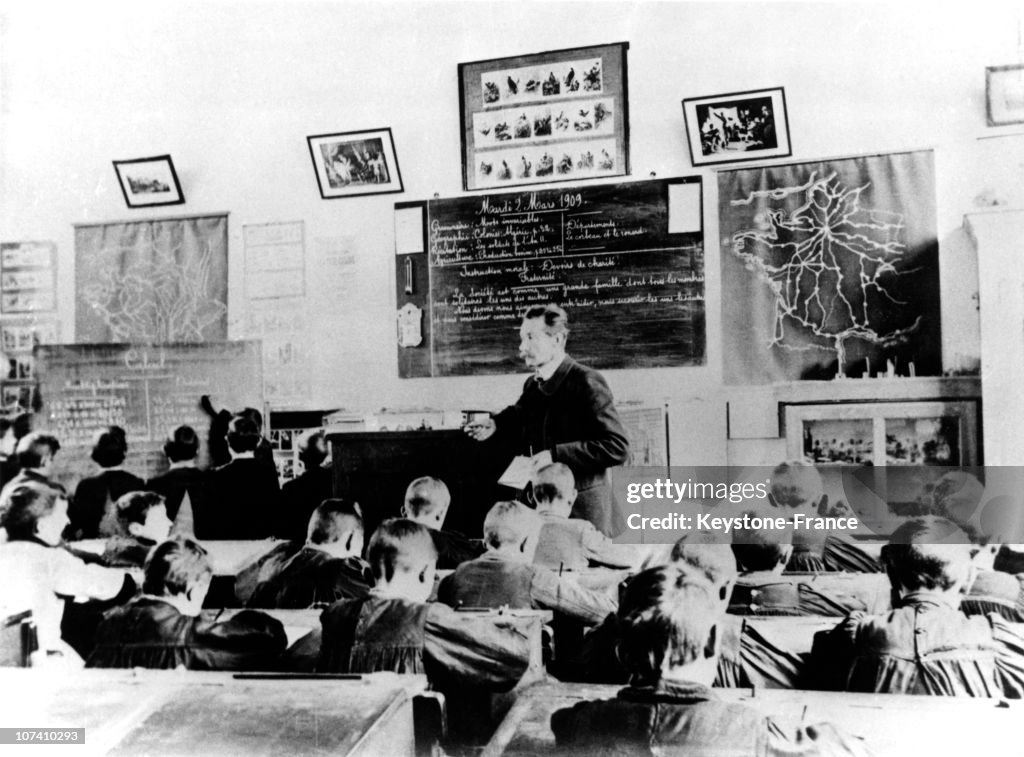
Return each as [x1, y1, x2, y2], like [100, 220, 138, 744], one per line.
[483, 681, 1024, 757]
[0, 669, 427, 757]
[328, 429, 514, 538]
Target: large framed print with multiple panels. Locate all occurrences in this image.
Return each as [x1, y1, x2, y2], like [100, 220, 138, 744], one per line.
[458, 42, 629, 191]
[783, 400, 980, 467]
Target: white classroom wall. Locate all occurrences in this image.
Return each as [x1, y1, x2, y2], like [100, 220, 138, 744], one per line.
[1, 1, 1020, 465]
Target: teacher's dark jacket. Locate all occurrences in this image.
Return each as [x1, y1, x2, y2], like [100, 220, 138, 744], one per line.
[492, 356, 629, 535]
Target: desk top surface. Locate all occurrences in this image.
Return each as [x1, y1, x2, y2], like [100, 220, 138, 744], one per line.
[0, 670, 427, 757]
[484, 681, 1024, 757]
[70, 539, 287, 576]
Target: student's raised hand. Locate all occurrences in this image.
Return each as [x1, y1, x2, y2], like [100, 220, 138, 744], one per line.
[464, 416, 496, 441]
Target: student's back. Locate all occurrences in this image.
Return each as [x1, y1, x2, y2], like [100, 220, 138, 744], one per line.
[198, 415, 279, 540]
[201, 457, 278, 539]
[531, 462, 634, 571]
[554, 565, 865, 757]
[319, 595, 433, 675]
[439, 553, 535, 609]
[811, 517, 1020, 697]
[70, 469, 146, 539]
[553, 680, 842, 757]
[248, 546, 372, 608]
[147, 465, 208, 522]
[88, 597, 286, 670]
[317, 519, 530, 691]
[88, 539, 286, 671]
[279, 466, 332, 542]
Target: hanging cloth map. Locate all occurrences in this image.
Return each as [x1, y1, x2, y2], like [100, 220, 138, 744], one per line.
[718, 150, 939, 384]
[75, 214, 228, 343]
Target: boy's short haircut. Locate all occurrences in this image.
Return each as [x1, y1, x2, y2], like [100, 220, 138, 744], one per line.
[91, 425, 129, 467]
[307, 498, 364, 545]
[1, 482, 61, 540]
[367, 518, 437, 582]
[143, 539, 212, 597]
[669, 536, 739, 593]
[532, 462, 575, 505]
[483, 500, 541, 549]
[769, 461, 824, 509]
[298, 431, 328, 467]
[16, 432, 60, 469]
[240, 407, 264, 433]
[616, 565, 720, 683]
[731, 523, 793, 572]
[116, 491, 167, 528]
[226, 415, 260, 454]
[403, 476, 451, 519]
[882, 516, 972, 592]
[164, 425, 200, 463]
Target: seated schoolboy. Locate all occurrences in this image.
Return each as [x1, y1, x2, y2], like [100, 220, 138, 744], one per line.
[572, 533, 815, 690]
[402, 476, 483, 569]
[0, 433, 65, 536]
[88, 539, 287, 670]
[811, 516, 1024, 696]
[551, 564, 867, 756]
[317, 518, 530, 690]
[278, 431, 334, 542]
[0, 482, 134, 665]
[731, 525, 889, 617]
[199, 415, 280, 540]
[437, 500, 614, 625]
[248, 498, 373, 608]
[531, 462, 635, 571]
[729, 526, 803, 615]
[767, 460, 880, 573]
[69, 425, 146, 540]
[146, 424, 208, 526]
[101, 491, 173, 568]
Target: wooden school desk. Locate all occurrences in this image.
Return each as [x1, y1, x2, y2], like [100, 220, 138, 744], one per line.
[69, 539, 287, 577]
[204, 606, 553, 675]
[483, 681, 1024, 757]
[71, 539, 289, 607]
[0, 669, 427, 757]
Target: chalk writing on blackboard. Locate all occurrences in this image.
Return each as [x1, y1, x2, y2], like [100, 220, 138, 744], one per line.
[397, 178, 704, 377]
[36, 342, 263, 487]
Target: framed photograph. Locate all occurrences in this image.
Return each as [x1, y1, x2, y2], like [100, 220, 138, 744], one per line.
[986, 64, 1024, 126]
[112, 155, 185, 208]
[306, 128, 404, 199]
[458, 41, 630, 191]
[783, 400, 980, 467]
[682, 87, 791, 166]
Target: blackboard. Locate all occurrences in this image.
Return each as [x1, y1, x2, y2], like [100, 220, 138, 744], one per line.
[395, 177, 704, 377]
[35, 341, 263, 489]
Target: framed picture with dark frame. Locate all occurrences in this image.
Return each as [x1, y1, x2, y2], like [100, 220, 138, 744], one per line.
[783, 400, 980, 467]
[986, 64, 1024, 126]
[682, 87, 792, 166]
[112, 155, 185, 208]
[307, 128, 404, 199]
[458, 41, 630, 191]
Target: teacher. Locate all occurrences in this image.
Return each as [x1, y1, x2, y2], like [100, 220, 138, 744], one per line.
[465, 304, 630, 536]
